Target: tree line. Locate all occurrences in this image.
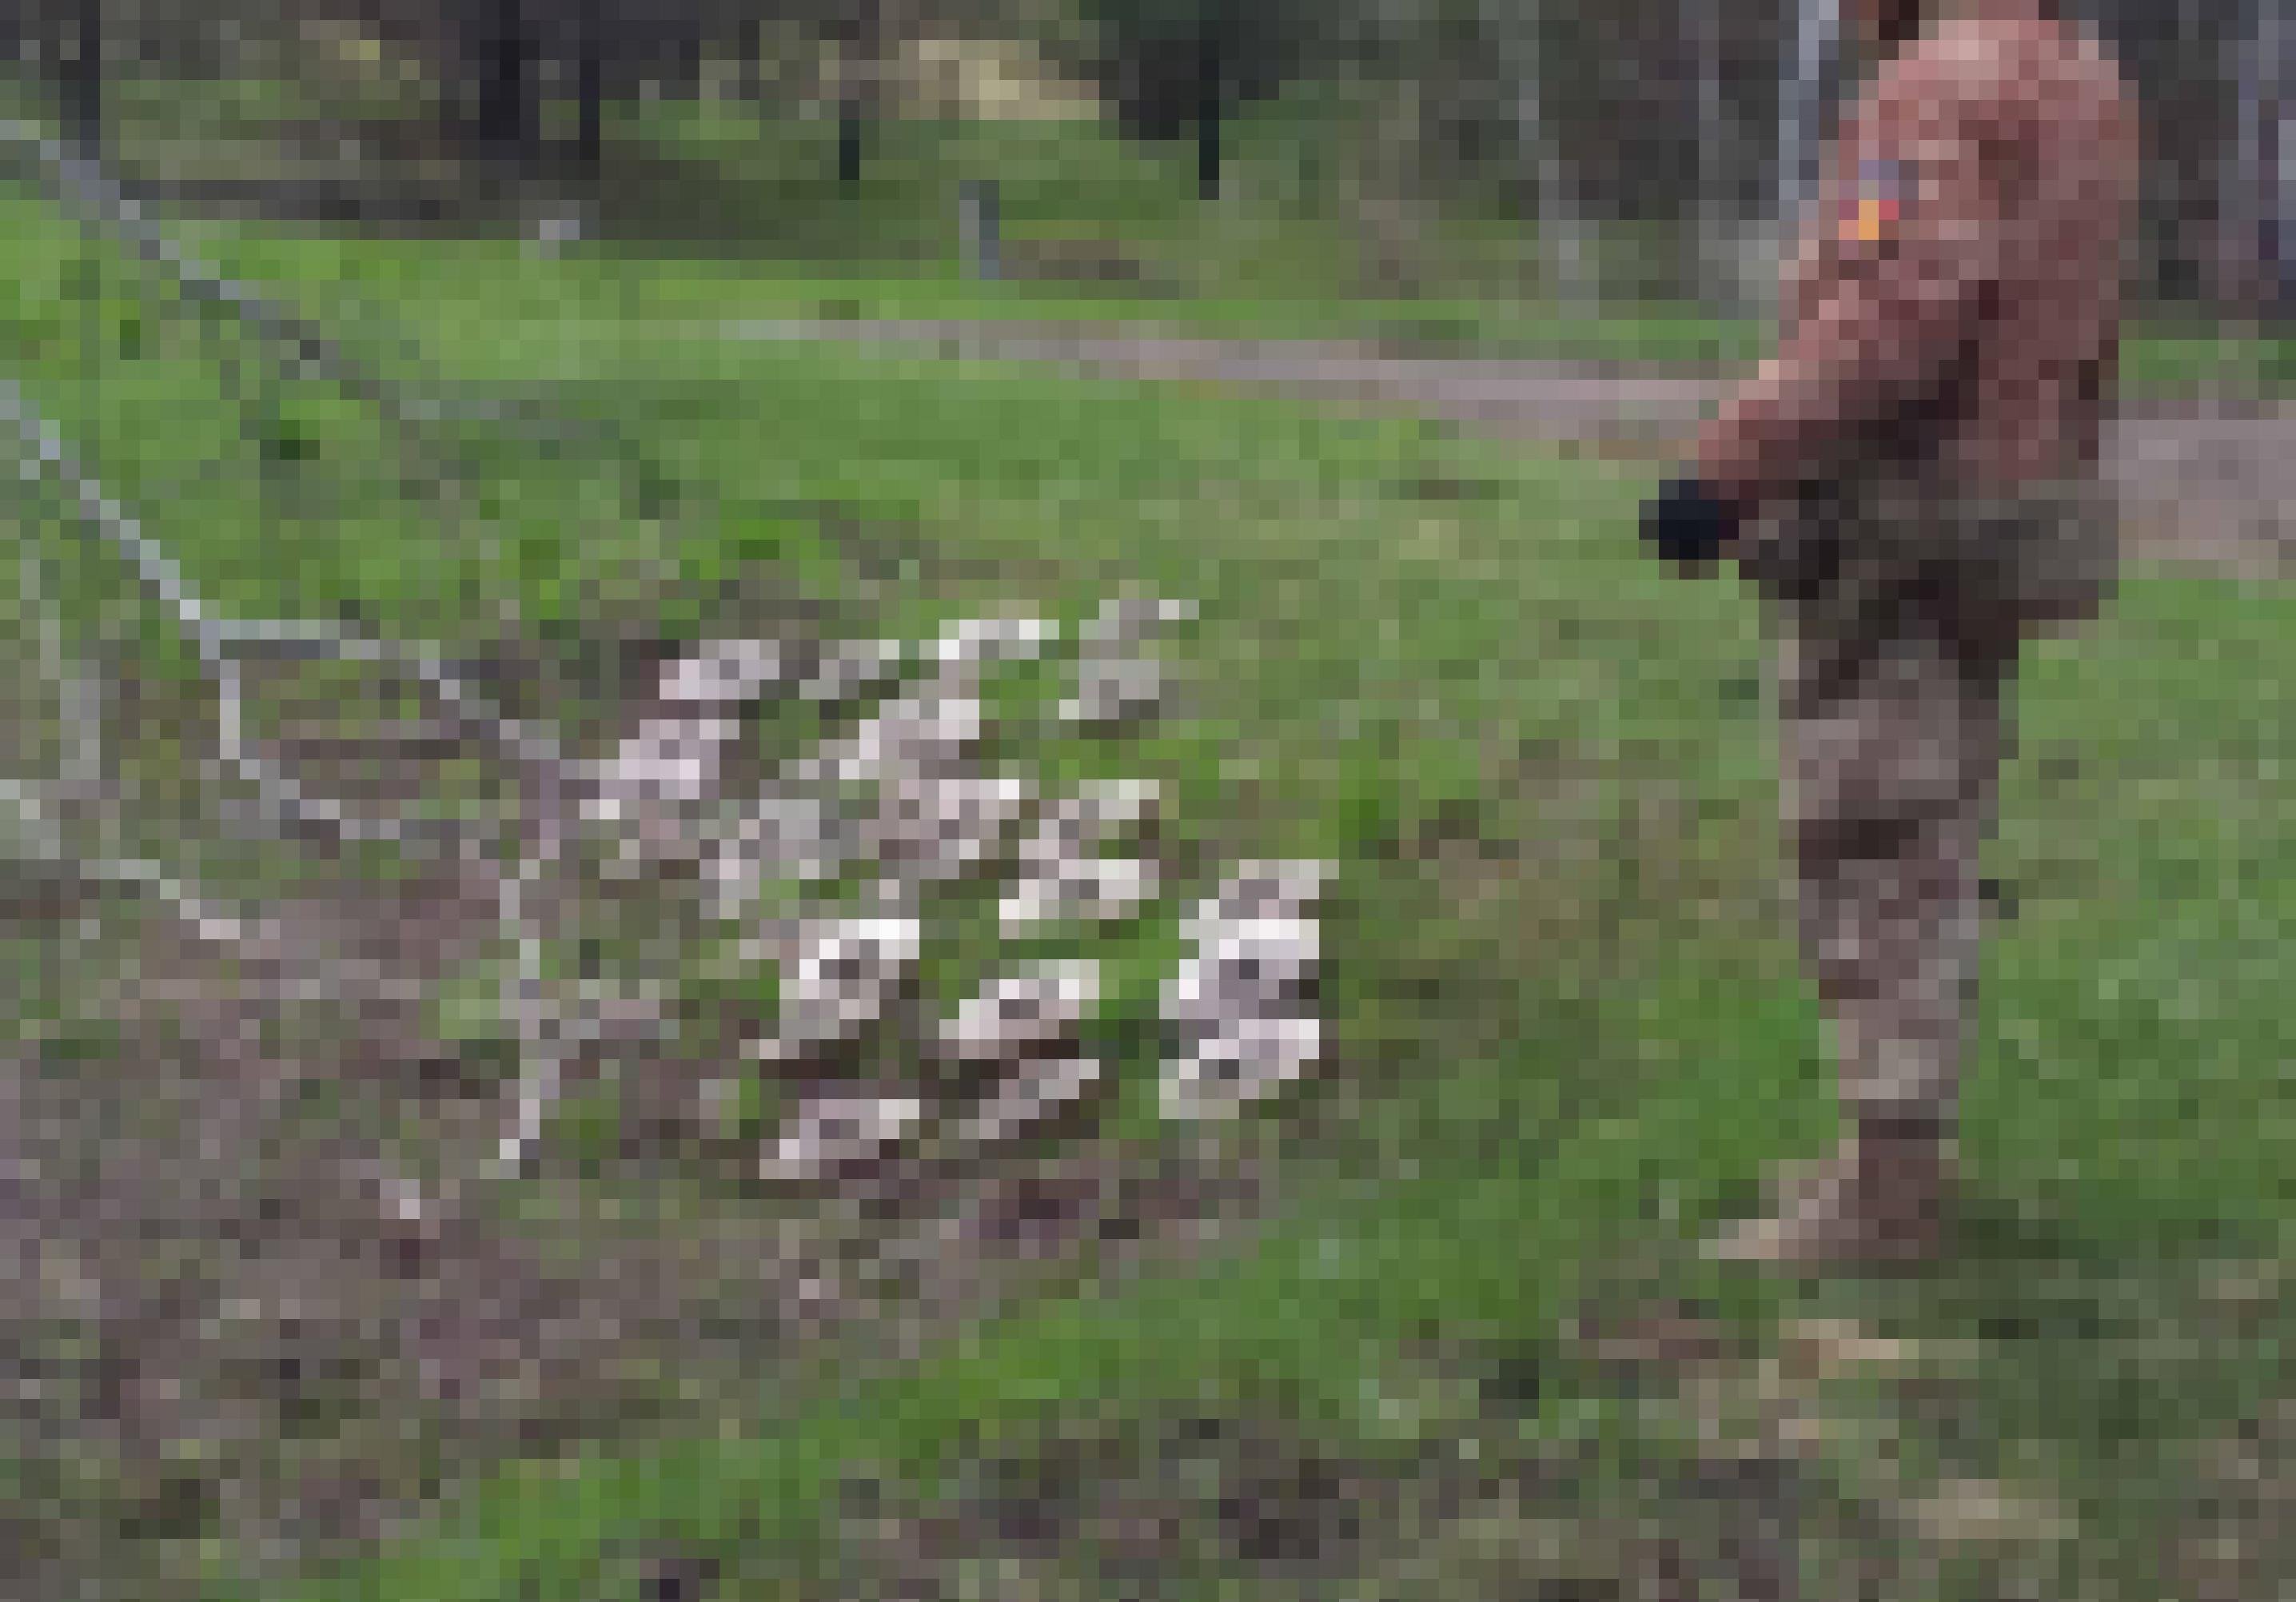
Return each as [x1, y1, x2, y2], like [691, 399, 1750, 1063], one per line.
[0, 0, 2286, 307]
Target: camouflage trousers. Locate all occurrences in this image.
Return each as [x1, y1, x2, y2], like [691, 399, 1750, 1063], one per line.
[1756, 475, 2118, 1123]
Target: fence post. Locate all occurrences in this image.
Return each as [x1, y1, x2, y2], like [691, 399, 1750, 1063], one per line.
[961, 177, 1002, 282]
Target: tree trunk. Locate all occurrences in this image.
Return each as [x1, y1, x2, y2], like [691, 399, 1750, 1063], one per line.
[1688, 0, 1726, 306]
[475, 0, 536, 165]
[2226, 0, 2266, 313]
[679, 22, 704, 98]
[837, 0, 882, 185]
[741, 16, 765, 106]
[2261, 0, 2294, 319]
[1777, 0, 1839, 230]
[575, 0, 603, 174]
[66, 0, 102, 157]
[838, 100, 864, 183]
[1515, 1, 1588, 308]
[1196, 30, 1223, 199]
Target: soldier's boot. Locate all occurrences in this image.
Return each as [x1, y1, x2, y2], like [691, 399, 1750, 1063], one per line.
[1704, 1112, 1951, 1273]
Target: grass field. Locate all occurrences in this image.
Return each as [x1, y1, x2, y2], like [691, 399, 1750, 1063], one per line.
[239, 356, 2291, 1602]
[2, 91, 2293, 1601]
[56, 66, 2290, 397]
[194, 212, 2290, 398]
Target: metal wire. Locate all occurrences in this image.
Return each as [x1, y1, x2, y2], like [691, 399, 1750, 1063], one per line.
[0, 128, 608, 1178]
[0, 119, 610, 452]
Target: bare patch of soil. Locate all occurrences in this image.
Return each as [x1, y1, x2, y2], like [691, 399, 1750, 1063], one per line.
[2, 582, 1297, 1600]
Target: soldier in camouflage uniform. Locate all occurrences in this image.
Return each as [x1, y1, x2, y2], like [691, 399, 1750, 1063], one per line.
[1640, 0, 2140, 1269]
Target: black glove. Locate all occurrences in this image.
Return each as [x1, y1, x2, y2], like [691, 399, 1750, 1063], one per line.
[1641, 476, 1744, 571]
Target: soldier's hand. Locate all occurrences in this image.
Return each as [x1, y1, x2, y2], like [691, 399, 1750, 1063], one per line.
[1640, 476, 1744, 572]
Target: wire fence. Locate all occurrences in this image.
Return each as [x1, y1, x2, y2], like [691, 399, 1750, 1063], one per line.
[0, 116, 599, 1193]
[2, 109, 1333, 1244]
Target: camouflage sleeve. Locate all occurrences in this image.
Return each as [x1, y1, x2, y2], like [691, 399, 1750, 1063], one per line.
[1694, 52, 2011, 511]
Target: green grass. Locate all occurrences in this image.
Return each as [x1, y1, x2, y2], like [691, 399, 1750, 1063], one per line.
[188, 301, 2287, 1602]
[0, 131, 2290, 1600]
[252, 563, 2296, 1601]
[0, 187, 856, 658]
[187, 201, 2287, 394]
[263, 976, 1819, 1602]
[33, 73, 2277, 393]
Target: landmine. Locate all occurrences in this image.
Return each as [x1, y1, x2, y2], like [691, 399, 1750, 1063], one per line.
[581, 598, 1328, 1182]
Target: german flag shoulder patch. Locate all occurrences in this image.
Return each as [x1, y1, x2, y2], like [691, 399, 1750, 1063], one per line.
[1840, 157, 1911, 245]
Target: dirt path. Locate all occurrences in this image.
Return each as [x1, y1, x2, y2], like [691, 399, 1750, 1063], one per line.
[730, 317, 2294, 576]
